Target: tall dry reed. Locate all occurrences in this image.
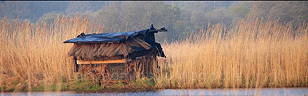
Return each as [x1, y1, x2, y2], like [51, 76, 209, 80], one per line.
[0, 16, 103, 91]
[155, 18, 308, 89]
[0, 16, 307, 92]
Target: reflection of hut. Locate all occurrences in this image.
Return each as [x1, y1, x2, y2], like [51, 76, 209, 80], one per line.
[63, 24, 166, 82]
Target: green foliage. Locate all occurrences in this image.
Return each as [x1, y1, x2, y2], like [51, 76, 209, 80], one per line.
[107, 81, 126, 89]
[31, 84, 57, 91]
[130, 78, 156, 88]
[67, 79, 102, 91]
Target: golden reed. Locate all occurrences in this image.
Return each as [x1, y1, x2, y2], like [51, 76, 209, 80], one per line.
[155, 18, 308, 89]
[0, 17, 307, 91]
[0, 16, 103, 91]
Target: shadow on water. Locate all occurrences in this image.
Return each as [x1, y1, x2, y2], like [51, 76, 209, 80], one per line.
[1, 88, 308, 96]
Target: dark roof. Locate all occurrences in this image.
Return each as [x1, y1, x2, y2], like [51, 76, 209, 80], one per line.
[64, 25, 167, 58]
[63, 25, 167, 44]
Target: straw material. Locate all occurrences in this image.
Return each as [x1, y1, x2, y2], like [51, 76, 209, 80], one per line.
[68, 38, 151, 60]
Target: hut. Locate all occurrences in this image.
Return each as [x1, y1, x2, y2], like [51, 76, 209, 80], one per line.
[63, 24, 166, 82]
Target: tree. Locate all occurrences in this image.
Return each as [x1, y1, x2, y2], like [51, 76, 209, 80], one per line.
[92, 2, 185, 42]
[247, 1, 308, 24]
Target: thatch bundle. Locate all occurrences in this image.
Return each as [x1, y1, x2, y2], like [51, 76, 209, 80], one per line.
[77, 54, 159, 81]
[68, 38, 151, 60]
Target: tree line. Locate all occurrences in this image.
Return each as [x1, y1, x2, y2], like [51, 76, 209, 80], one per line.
[1, 1, 307, 42]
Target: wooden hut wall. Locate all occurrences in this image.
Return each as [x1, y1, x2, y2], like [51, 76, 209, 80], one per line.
[76, 54, 159, 81]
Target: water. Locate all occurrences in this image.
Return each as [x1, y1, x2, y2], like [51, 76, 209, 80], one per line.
[1, 88, 308, 96]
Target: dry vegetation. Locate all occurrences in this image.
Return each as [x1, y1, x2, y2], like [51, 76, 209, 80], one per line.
[156, 18, 308, 89]
[0, 16, 307, 92]
[0, 16, 103, 91]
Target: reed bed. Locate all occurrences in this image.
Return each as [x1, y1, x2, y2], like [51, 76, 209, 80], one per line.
[155, 18, 308, 89]
[0, 16, 307, 92]
[0, 16, 103, 91]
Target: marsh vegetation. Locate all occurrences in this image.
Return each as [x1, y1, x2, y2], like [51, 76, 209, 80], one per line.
[0, 1, 307, 92]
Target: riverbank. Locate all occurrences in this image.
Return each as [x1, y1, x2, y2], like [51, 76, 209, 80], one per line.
[1, 77, 307, 93]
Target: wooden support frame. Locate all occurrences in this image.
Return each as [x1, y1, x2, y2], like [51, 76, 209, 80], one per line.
[77, 59, 127, 64]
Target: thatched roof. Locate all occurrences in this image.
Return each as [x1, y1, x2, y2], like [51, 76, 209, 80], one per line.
[64, 24, 166, 60]
[68, 38, 152, 60]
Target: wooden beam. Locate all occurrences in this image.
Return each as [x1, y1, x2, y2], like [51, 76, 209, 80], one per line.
[77, 59, 127, 64]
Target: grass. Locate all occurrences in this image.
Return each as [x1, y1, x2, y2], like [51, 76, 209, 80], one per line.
[155, 18, 308, 89]
[0, 16, 102, 92]
[0, 16, 307, 92]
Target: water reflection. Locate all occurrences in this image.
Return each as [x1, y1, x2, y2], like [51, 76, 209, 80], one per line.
[1, 88, 308, 96]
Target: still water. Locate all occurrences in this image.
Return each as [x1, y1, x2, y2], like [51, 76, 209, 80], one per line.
[1, 88, 308, 96]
